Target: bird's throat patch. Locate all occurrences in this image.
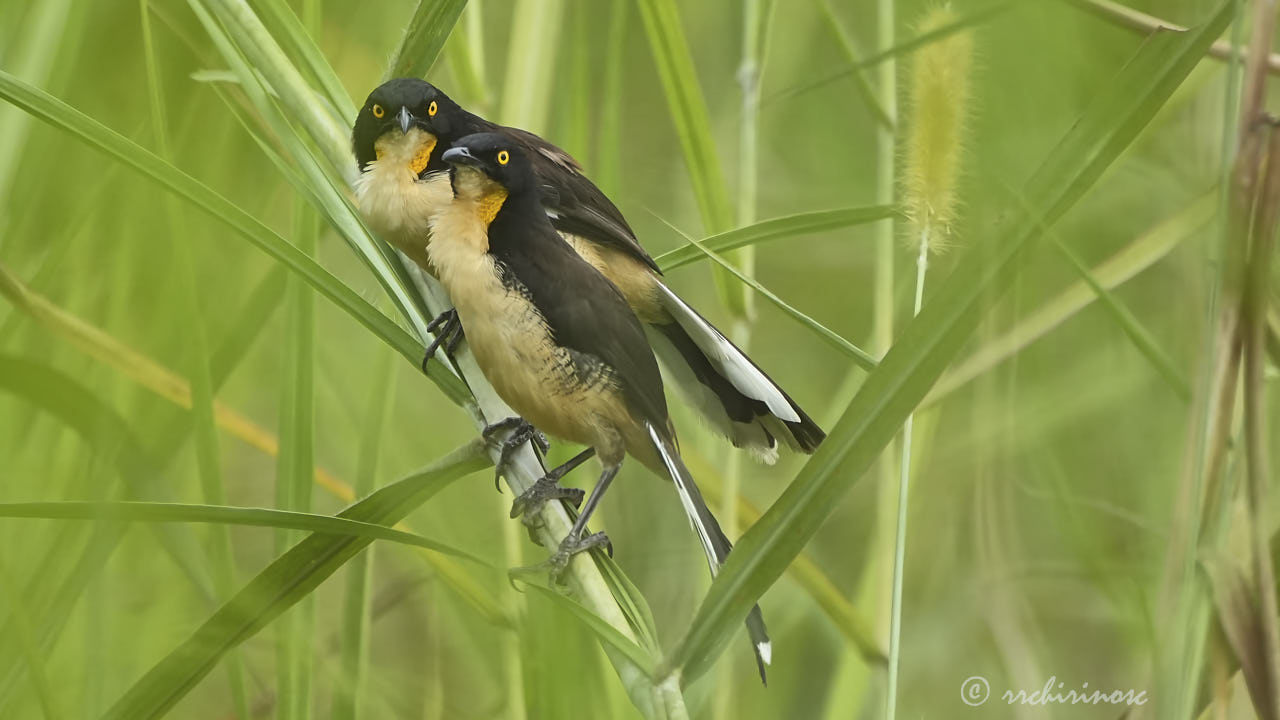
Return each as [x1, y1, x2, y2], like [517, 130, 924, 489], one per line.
[409, 138, 436, 176]
[477, 188, 508, 227]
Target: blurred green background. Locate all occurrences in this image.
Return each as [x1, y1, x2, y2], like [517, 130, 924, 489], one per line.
[0, 0, 1264, 718]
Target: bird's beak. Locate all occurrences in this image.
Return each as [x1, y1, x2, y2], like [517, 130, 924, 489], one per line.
[441, 146, 481, 168]
[397, 106, 414, 134]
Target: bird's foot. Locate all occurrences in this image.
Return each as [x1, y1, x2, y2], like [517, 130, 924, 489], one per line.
[420, 309, 463, 373]
[510, 475, 585, 541]
[483, 417, 550, 490]
[547, 531, 612, 584]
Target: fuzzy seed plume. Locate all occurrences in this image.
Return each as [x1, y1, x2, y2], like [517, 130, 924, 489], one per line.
[903, 5, 973, 251]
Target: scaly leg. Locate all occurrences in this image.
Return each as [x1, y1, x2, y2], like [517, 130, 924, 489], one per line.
[546, 460, 619, 583]
[509, 448, 596, 538]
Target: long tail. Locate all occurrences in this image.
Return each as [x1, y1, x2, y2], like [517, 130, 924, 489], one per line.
[646, 422, 772, 684]
[647, 283, 825, 464]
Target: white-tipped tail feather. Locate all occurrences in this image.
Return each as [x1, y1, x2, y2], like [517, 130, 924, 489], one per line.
[655, 284, 799, 423]
[646, 422, 773, 682]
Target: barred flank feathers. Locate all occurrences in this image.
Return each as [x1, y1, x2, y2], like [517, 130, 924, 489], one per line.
[902, 5, 973, 251]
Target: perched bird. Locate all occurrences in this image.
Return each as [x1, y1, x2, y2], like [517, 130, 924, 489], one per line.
[429, 132, 771, 682]
[352, 78, 824, 465]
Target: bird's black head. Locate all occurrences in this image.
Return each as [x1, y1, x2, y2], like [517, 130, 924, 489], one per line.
[351, 78, 465, 176]
[441, 133, 536, 198]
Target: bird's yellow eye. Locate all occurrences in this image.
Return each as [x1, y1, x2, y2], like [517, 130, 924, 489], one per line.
[497, 150, 510, 166]
[428, 101, 438, 117]
[371, 104, 385, 118]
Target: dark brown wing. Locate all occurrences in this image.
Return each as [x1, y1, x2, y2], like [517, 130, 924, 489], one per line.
[499, 125, 663, 275]
[487, 195, 669, 428]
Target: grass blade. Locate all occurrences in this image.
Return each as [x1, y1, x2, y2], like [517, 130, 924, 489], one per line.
[275, 201, 318, 720]
[0, 266, 510, 629]
[813, 0, 893, 129]
[498, 0, 563, 131]
[514, 580, 658, 675]
[0, 558, 61, 720]
[655, 217, 878, 370]
[332, 348, 398, 720]
[663, 2, 1234, 684]
[249, 0, 353, 120]
[925, 192, 1214, 405]
[635, 0, 746, 318]
[100, 441, 490, 720]
[765, 2, 1011, 105]
[385, 0, 468, 80]
[0, 71, 468, 405]
[655, 205, 898, 272]
[138, 7, 250, 714]
[0, 502, 490, 564]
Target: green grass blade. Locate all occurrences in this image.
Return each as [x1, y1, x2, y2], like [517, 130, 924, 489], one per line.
[635, 0, 746, 318]
[275, 201, 318, 720]
[765, 2, 1012, 105]
[663, 2, 1234, 684]
[148, 266, 287, 460]
[100, 440, 489, 720]
[0, 558, 61, 720]
[655, 205, 899, 272]
[332, 349, 398, 720]
[498, 0, 564, 131]
[139, 5, 250, 714]
[1051, 233, 1191, 399]
[595, 0, 629, 194]
[514, 579, 658, 675]
[249, 0, 354, 119]
[0, 502, 490, 564]
[385, 0, 468, 80]
[0, 71, 467, 404]
[813, 0, 894, 129]
[199, 0, 349, 175]
[655, 216, 878, 370]
[993, 175, 1191, 401]
[443, 0, 491, 112]
[0, 357, 210, 708]
[925, 192, 1214, 405]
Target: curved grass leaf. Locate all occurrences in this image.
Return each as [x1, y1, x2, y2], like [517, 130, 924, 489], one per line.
[765, 2, 1012, 105]
[925, 192, 1213, 405]
[101, 440, 490, 720]
[681, 449, 885, 662]
[655, 205, 899, 272]
[0, 502, 491, 566]
[0, 357, 210, 709]
[656, 217, 878, 370]
[514, 579, 657, 675]
[1, 266, 510, 631]
[0, 558, 60, 720]
[993, 175, 1192, 401]
[386, 0, 468, 80]
[635, 0, 745, 318]
[664, 1, 1234, 684]
[333, 348, 397, 720]
[250, 0, 354, 120]
[0, 70, 469, 406]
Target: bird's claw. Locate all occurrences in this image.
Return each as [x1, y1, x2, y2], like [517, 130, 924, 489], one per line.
[510, 475, 585, 542]
[420, 309, 463, 373]
[547, 531, 612, 584]
[505, 531, 612, 587]
[483, 417, 550, 490]
[510, 476, 585, 519]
